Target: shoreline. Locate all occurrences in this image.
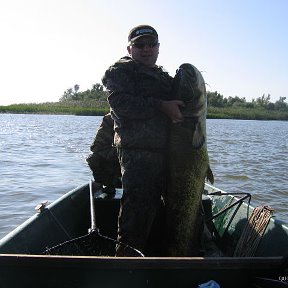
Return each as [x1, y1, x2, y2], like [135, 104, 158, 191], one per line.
[0, 103, 288, 121]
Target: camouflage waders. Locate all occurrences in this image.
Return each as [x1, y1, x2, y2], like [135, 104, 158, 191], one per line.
[115, 148, 166, 256]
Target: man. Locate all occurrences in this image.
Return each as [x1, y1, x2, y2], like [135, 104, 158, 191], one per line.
[102, 25, 184, 256]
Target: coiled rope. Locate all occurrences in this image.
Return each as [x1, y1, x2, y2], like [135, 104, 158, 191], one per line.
[234, 205, 273, 257]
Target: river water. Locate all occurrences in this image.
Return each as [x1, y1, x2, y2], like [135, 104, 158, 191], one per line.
[0, 114, 287, 239]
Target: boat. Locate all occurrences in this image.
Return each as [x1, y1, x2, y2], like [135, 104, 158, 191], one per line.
[0, 182, 287, 288]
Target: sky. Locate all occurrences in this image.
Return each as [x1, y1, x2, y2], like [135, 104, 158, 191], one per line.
[0, 0, 287, 105]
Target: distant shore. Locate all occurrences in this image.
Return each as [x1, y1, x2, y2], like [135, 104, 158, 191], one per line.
[0, 102, 287, 120]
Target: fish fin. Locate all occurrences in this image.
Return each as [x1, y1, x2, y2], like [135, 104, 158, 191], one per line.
[192, 122, 205, 149]
[206, 166, 214, 184]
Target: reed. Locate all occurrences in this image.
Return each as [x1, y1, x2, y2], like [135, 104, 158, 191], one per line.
[0, 102, 287, 120]
[0, 101, 109, 116]
[207, 107, 288, 121]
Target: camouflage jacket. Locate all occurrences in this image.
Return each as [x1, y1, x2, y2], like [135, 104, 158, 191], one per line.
[102, 56, 173, 150]
[86, 113, 121, 185]
[89, 113, 116, 161]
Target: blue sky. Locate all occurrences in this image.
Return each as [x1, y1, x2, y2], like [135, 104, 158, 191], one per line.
[0, 0, 287, 105]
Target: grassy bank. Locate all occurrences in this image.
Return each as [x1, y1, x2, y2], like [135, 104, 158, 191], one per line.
[0, 102, 288, 120]
[207, 107, 288, 121]
[0, 101, 109, 116]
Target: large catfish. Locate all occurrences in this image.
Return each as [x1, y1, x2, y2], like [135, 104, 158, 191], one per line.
[165, 63, 214, 256]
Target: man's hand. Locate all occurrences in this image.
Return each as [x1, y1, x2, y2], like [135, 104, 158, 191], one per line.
[160, 100, 185, 123]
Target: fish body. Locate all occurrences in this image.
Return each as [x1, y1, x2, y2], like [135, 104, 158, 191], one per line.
[165, 63, 213, 256]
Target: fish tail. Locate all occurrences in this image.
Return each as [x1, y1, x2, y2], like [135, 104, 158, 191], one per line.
[206, 165, 214, 184]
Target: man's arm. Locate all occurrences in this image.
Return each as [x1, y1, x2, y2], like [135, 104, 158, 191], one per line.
[160, 100, 185, 123]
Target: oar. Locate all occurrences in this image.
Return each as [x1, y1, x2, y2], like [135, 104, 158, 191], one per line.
[89, 179, 97, 232]
[89, 179, 145, 257]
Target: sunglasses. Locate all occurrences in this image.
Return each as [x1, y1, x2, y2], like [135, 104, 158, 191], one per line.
[132, 41, 159, 49]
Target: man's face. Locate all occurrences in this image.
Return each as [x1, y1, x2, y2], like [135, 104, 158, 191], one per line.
[127, 36, 160, 68]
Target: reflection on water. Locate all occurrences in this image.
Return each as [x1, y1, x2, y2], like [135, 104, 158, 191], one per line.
[0, 114, 287, 238]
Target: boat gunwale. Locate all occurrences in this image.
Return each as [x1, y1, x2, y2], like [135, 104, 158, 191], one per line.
[0, 253, 286, 270]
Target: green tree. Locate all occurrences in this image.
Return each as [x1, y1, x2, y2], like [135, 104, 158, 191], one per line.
[275, 96, 287, 111]
[74, 84, 80, 93]
[227, 96, 246, 107]
[256, 94, 271, 108]
[59, 83, 107, 102]
[207, 91, 225, 107]
[60, 88, 74, 101]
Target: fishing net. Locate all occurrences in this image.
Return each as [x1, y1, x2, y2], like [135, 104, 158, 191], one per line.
[44, 230, 114, 256]
[43, 181, 144, 257]
[43, 229, 144, 257]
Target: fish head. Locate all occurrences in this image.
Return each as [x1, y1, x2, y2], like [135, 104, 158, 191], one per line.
[173, 63, 207, 117]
